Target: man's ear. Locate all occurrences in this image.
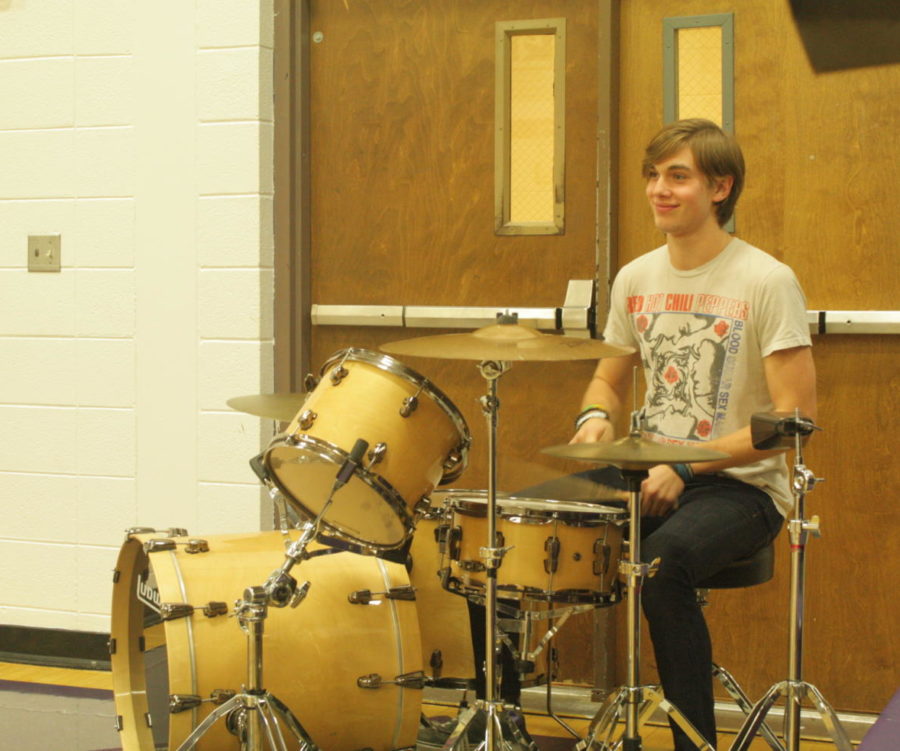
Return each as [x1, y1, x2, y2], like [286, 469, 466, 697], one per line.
[713, 175, 734, 203]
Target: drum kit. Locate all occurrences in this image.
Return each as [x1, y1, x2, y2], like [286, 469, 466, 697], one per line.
[108, 315, 846, 751]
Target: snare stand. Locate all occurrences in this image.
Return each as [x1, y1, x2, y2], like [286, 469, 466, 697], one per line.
[441, 359, 539, 751]
[576, 460, 714, 751]
[729, 413, 852, 751]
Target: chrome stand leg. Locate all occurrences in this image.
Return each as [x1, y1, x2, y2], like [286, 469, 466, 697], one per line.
[576, 466, 714, 751]
[730, 415, 851, 751]
[440, 359, 540, 751]
[576, 685, 713, 751]
[712, 663, 785, 751]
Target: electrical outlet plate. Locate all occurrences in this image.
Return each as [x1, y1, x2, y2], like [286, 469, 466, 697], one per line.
[28, 234, 61, 272]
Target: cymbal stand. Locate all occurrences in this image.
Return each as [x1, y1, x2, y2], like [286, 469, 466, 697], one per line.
[577, 463, 714, 751]
[175, 440, 371, 751]
[441, 359, 538, 751]
[730, 416, 852, 751]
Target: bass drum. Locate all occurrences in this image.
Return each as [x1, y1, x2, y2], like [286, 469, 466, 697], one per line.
[110, 529, 421, 751]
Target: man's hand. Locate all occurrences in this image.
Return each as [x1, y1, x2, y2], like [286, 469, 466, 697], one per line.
[640, 464, 684, 516]
[570, 417, 615, 444]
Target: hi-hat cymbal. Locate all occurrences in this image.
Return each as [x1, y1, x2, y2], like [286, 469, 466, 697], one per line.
[226, 393, 305, 422]
[542, 435, 729, 468]
[381, 322, 634, 362]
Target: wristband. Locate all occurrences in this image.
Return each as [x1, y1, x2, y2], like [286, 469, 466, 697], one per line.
[574, 407, 612, 431]
[577, 403, 609, 419]
[672, 463, 694, 484]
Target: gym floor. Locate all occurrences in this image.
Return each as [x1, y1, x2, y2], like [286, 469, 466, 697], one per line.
[0, 660, 851, 751]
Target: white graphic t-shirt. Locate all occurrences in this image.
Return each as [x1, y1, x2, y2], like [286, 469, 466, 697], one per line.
[603, 237, 812, 515]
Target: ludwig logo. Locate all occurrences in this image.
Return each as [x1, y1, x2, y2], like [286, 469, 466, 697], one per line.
[136, 569, 162, 614]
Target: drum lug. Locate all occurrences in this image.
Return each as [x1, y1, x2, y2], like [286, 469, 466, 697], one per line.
[329, 364, 348, 385]
[367, 442, 387, 466]
[159, 602, 194, 620]
[440, 449, 464, 482]
[544, 536, 561, 574]
[143, 538, 177, 553]
[185, 538, 209, 554]
[429, 649, 444, 678]
[169, 694, 203, 713]
[303, 372, 319, 392]
[399, 395, 419, 417]
[144, 536, 206, 555]
[125, 526, 157, 536]
[357, 670, 426, 690]
[202, 601, 229, 617]
[434, 522, 454, 554]
[129, 525, 188, 539]
[107, 637, 116, 656]
[298, 409, 317, 430]
[348, 585, 416, 604]
[593, 539, 612, 576]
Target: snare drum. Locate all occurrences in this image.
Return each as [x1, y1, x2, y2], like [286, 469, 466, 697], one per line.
[409, 505, 550, 688]
[436, 490, 628, 604]
[110, 529, 422, 751]
[263, 348, 470, 551]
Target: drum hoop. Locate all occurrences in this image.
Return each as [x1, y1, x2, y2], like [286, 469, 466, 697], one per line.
[439, 490, 627, 525]
[265, 433, 415, 550]
[322, 347, 472, 461]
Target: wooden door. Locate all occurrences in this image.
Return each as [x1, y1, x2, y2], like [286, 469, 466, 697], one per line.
[618, 0, 900, 715]
[296, 0, 613, 685]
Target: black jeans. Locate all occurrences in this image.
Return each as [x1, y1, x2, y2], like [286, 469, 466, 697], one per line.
[520, 467, 784, 751]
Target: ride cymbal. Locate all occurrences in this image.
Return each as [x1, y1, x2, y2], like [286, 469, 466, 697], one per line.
[381, 322, 634, 362]
[542, 435, 729, 469]
[226, 393, 305, 422]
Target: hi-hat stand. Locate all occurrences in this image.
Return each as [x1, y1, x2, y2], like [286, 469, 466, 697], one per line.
[730, 413, 852, 751]
[174, 440, 370, 751]
[441, 359, 539, 751]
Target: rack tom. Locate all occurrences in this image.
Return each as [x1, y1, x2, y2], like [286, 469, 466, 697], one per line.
[263, 348, 470, 551]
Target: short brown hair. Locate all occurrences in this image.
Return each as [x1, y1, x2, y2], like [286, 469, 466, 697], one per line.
[642, 119, 745, 226]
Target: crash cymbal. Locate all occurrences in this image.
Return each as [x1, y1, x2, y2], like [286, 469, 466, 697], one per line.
[226, 393, 306, 422]
[381, 322, 634, 362]
[542, 435, 729, 468]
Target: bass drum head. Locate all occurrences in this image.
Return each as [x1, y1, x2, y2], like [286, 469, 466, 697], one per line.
[110, 530, 421, 751]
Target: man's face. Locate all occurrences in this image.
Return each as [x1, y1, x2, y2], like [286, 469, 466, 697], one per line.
[644, 146, 732, 239]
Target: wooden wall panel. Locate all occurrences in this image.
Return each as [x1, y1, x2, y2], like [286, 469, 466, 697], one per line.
[307, 0, 608, 685]
[309, 0, 601, 309]
[618, 0, 900, 713]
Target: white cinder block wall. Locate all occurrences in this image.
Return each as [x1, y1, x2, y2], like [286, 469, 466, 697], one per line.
[0, 1, 275, 634]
